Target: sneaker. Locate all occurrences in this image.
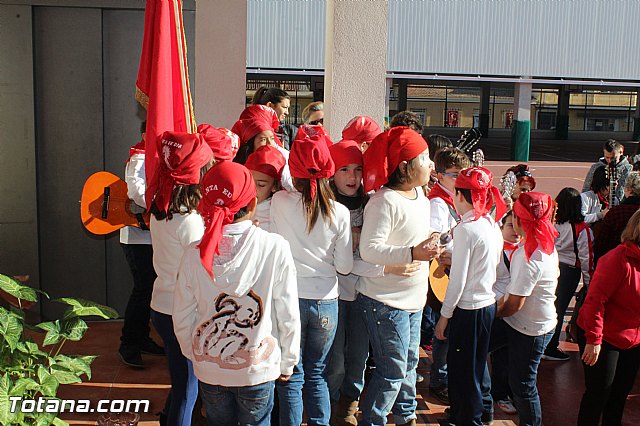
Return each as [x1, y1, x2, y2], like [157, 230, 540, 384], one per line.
[496, 399, 517, 414]
[140, 338, 165, 356]
[481, 411, 494, 425]
[542, 347, 570, 361]
[119, 346, 144, 368]
[429, 385, 450, 405]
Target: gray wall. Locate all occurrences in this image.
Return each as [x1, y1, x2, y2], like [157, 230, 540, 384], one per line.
[1, 1, 194, 319]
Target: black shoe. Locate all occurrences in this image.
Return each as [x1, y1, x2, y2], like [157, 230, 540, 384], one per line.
[140, 338, 165, 356]
[429, 385, 450, 404]
[542, 347, 570, 361]
[119, 346, 144, 368]
[481, 411, 494, 425]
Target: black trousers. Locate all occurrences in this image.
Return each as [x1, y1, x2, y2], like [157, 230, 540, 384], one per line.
[578, 328, 640, 426]
[120, 243, 156, 348]
[548, 262, 582, 351]
[448, 304, 496, 426]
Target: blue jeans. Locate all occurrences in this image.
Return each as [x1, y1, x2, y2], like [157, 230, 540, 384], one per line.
[500, 322, 553, 426]
[357, 294, 422, 426]
[447, 305, 495, 426]
[327, 299, 369, 403]
[429, 310, 448, 388]
[277, 298, 338, 426]
[150, 310, 198, 426]
[199, 380, 274, 426]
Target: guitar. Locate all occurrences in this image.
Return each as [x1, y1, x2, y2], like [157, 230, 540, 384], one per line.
[605, 161, 618, 207]
[472, 149, 485, 167]
[80, 171, 150, 235]
[456, 128, 482, 154]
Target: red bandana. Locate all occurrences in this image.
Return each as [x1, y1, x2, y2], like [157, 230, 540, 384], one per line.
[362, 126, 428, 192]
[288, 133, 335, 200]
[231, 105, 281, 146]
[342, 116, 381, 149]
[295, 124, 333, 148]
[197, 123, 234, 161]
[128, 138, 145, 160]
[513, 192, 559, 261]
[455, 166, 507, 221]
[427, 182, 456, 211]
[329, 140, 363, 170]
[503, 241, 520, 252]
[147, 131, 213, 215]
[197, 162, 257, 278]
[245, 145, 286, 181]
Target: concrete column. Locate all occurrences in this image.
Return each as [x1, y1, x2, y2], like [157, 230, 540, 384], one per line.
[479, 82, 490, 137]
[324, 0, 388, 139]
[195, 0, 247, 129]
[511, 81, 532, 161]
[556, 85, 570, 140]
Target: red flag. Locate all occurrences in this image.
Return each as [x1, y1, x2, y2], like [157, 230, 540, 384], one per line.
[136, 0, 196, 208]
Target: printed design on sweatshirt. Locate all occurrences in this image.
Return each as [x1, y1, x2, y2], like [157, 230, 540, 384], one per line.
[192, 290, 275, 370]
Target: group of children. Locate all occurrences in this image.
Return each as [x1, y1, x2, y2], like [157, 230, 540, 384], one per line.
[117, 86, 638, 426]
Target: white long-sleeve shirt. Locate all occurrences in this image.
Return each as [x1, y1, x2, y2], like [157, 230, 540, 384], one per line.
[119, 152, 151, 245]
[554, 222, 594, 286]
[173, 221, 301, 386]
[440, 211, 503, 319]
[254, 198, 272, 232]
[271, 190, 353, 300]
[150, 211, 204, 314]
[357, 187, 430, 312]
[581, 191, 605, 224]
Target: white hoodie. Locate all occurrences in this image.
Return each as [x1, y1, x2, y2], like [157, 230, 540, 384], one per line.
[173, 220, 301, 387]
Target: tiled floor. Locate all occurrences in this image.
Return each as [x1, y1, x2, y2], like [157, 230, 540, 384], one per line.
[52, 320, 639, 426]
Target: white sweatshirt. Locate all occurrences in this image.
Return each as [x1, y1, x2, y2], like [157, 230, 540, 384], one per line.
[357, 187, 430, 312]
[440, 212, 503, 319]
[150, 211, 204, 314]
[254, 198, 272, 232]
[580, 191, 604, 224]
[271, 190, 353, 299]
[554, 222, 594, 286]
[119, 152, 151, 245]
[173, 221, 301, 387]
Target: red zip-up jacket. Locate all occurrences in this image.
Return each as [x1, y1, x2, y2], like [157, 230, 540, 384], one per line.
[578, 242, 640, 349]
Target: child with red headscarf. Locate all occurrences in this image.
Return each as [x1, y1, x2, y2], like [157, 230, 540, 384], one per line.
[433, 166, 505, 426]
[147, 131, 213, 426]
[232, 105, 294, 192]
[172, 161, 301, 426]
[325, 140, 420, 424]
[356, 127, 440, 426]
[245, 145, 286, 232]
[496, 192, 560, 426]
[341, 116, 381, 152]
[270, 133, 353, 426]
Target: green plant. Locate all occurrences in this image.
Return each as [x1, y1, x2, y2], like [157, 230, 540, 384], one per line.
[0, 274, 119, 425]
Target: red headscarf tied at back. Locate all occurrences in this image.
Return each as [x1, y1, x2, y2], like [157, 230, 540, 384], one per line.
[231, 105, 281, 147]
[197, 123, 234, 161]
[148, 131, 213, 215]
[362, 126, 428, 193]
[197, 162, 257, 278]
[508, 164, 536, 190]
[455, 166, 508, 221]
[329, 140, 363, 171]
[295, 124, 333, 148]
[342, 116, 381, 149]
[513, 192, 558, 261]
[289, 133, 335, 200]
[245, 145, 286, 181]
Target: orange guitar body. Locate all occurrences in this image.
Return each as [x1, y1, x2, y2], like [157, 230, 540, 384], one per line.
[80, 171, 150, 235]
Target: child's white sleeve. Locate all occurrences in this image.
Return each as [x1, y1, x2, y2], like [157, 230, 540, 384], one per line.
[576, 227, 594, 286]
[360, 196, 412, 265]
[273, 241, 301, 376]
[333, 205, 354, 275]
[172, 251, 198, 361]
[440, 226, 472, 318]
[125, 153, 147, 209]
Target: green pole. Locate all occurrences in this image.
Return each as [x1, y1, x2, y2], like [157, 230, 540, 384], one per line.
[511, 120, 530, 161]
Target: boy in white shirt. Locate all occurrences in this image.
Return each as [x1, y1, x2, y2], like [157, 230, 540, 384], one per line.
[173, 162, 301, 426]
[434, 167, 506, 426]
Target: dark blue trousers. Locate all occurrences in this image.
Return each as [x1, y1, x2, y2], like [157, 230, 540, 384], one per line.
[447, 304, 496, 426]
